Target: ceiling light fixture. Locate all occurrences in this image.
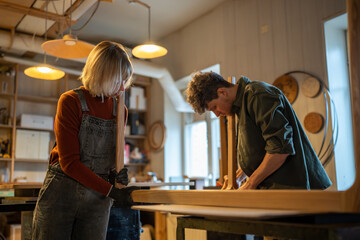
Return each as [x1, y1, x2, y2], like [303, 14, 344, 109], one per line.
[24, 0, 65, 80]
[131, 0, 167, 59]
[41, 0, 96, 59]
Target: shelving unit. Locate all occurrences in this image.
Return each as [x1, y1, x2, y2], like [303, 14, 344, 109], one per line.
[0, 61, 79, 183]
[125, 75, 151, 179]
[0, 61, 152, 183]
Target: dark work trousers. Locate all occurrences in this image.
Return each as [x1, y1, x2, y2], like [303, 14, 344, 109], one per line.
[32, 88, 140, 240]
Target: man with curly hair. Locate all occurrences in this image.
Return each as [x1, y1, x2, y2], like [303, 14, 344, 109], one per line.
[186, 72, 331, 190]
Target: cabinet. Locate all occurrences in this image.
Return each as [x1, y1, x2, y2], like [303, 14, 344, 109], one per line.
[0, 61, 151, 183]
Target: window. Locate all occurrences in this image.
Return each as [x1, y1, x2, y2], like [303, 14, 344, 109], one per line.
[184, 111, 220, 186]
[184, 121, 208, 177]
[324, 13, 355, 190]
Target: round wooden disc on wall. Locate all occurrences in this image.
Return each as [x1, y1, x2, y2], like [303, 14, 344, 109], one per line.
[303, 112, 324, 133]
[272, 75, 298, 104]
[148, 121, 167, 152]
[301, 77, 322, 98]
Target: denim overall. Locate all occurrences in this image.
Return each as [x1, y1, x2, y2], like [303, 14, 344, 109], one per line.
[32, 88, 140, 240]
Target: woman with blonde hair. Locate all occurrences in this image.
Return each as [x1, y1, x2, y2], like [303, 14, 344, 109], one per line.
[32, 41, 140, 240]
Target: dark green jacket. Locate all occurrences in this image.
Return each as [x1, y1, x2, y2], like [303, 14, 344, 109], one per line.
[232, 76, 331, 189]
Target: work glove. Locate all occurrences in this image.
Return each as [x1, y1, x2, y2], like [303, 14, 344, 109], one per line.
[108, 186, 140, 208]
[109, 167, 129, 186]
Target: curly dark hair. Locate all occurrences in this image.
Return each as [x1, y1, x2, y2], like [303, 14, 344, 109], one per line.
[186, 72, 232, 113]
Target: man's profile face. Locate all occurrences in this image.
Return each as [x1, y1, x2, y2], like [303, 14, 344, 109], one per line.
[206, 88, 233, 117]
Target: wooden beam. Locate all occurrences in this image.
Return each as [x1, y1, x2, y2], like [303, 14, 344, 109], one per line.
[219, 116, 227, 183]
[0, 0, 70, 23]
[226, 76, 237, 189]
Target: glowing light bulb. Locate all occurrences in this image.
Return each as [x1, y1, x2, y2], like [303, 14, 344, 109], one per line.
[140, 44, 160, 53]
[65, 40, 77, 46]
[37, 66, 52, 73]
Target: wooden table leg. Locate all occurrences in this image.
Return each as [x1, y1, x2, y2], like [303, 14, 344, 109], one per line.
[155, 211, 167, 240]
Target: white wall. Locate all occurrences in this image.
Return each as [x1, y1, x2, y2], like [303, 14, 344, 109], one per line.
[149, 78, 165, 180]
[154, 0, 347, 189]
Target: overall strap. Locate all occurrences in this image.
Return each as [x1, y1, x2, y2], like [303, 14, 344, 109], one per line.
[73, 88, 89, 112]
[112, 97, 117, 117]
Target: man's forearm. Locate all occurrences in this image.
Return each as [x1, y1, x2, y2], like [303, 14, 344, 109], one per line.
[240, 153, 289, 189]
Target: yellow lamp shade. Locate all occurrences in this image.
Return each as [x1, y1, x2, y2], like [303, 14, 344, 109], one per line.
[42, 34, 95, 59]
[24, 64, 65, 80]
[132, 44, 167, 59]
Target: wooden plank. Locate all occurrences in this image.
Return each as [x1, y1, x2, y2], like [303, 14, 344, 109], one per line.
[219, 116, 227, 183]
[134, 204, 311, 219]
[10, 64, 18, 183]
[132, 189, 345, 212]
[226, 76, 236, 189]
[115, 92, 125, 188]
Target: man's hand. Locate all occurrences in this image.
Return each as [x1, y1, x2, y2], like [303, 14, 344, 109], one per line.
[238, 178, 257, 190]
[221, 168, 247, 190]
[109, 168, 129, 186]
[108, 186, 140, 208]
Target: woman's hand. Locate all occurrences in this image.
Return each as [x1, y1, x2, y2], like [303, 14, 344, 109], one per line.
[109, 167, 129, 186]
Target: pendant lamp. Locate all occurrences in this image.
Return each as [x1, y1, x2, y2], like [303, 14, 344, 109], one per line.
[24, 0, 65, 80]
[41, 0, 95, 59]
[24, 64, 65, 80]
[131, 0, 167, 59]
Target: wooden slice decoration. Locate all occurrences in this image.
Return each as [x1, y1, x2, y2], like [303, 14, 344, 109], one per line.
[301, 77, 322, 98]
[304, 112, 324, 133]
[273, 75, 298, 104]
[148, 121, 166, 152]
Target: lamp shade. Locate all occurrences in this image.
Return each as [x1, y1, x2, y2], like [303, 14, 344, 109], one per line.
[132, 43, 167, 59]
[41, 34, 95, 59]
[24, 64, 65, 80]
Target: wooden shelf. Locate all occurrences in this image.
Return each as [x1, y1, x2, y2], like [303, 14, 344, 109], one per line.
[0, 158, 11, 162]
[0, 93, 15, 99]
[0, 124, 12, 129]
[15, 158, 48, 163]
[17, 95, 58, 104]
[16, 126, 53, 132]
[125, 135, 146, 139]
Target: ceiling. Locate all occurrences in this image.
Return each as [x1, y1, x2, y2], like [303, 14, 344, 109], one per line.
[0, 0, 226, 61]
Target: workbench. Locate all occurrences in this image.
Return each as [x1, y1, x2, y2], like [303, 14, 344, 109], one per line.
[134, 204, 360, 240]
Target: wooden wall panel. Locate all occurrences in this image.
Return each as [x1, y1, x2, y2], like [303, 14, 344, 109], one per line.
[257, 0, 275, 83]
[271, 0, 289, 79]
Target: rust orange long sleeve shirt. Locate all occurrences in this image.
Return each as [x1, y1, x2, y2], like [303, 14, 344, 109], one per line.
[49, 86, 127, 196]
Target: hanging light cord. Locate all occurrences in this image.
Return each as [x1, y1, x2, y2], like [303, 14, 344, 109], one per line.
[130, 0, 151, 41]
[148, 6, 151, 42]
[43, 0, 49, 65]
[71, 0, 101, 33]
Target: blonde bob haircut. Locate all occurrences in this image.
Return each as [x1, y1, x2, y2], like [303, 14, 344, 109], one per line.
[80, 41, 133, 97]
